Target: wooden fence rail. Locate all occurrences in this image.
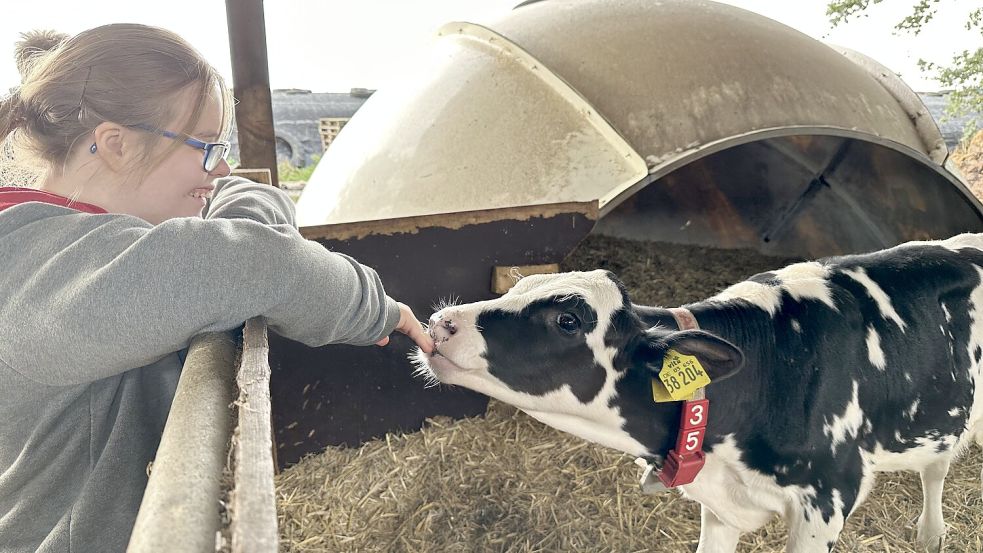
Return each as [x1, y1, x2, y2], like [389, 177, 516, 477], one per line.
[127, 318, 278, 552]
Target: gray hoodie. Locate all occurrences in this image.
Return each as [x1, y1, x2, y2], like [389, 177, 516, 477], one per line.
[0, 177, 400, 552]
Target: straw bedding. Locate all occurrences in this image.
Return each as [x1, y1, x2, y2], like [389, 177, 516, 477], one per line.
[277, 396, 981, 553]
[276, 232, 983, 552]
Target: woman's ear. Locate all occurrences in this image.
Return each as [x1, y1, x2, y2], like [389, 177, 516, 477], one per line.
[90, 121, 129, 172]
[640, 329, 745, 383]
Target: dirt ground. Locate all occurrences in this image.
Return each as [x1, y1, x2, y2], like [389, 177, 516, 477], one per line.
[276, 136, 983, 552]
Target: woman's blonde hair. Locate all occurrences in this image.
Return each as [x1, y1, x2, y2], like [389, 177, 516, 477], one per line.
[0, 23, 234, 187]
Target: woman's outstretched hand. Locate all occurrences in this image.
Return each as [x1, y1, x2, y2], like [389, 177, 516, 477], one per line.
[376, 302, 434, 353]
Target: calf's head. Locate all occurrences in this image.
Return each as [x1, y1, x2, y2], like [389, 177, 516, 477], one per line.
[412, 270, 744, 457]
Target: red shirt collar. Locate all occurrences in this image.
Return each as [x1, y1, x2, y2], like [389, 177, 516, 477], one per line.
[0, 187, 107, 214]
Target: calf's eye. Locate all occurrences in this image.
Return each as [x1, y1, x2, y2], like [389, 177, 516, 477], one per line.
[556, 313, 581, 334]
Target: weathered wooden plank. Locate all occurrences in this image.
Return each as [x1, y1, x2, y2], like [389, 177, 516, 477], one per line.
[229, 317, 279, 552]
[491, 263, 560, 294]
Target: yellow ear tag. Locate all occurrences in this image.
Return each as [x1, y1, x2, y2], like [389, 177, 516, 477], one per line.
[653, 349, 712, 401]
[651, 377, 677, 402]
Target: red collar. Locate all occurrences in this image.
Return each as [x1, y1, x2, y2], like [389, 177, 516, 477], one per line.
[669, 307, 700, 332]
[0, 187, 107, 214]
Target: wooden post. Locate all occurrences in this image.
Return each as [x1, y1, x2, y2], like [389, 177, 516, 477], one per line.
[225, 0, 279, 187]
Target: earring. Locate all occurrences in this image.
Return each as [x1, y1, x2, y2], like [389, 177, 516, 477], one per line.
[89, 143, 97, 154]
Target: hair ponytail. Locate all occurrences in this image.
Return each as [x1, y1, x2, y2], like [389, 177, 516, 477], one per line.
[2, 30, 66, 151]
[15, 30, 68, 83]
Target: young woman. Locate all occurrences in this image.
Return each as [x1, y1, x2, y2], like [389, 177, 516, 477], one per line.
[0, 25, 433, 552]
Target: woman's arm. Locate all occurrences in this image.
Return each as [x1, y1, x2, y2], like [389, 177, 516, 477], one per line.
[0, 191, 399, 385]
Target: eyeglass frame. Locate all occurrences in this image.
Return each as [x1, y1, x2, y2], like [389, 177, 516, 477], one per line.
[128, 123, 231, 173]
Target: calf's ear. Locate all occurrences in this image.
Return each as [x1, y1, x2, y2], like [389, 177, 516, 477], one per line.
[643, 329, 745, 383]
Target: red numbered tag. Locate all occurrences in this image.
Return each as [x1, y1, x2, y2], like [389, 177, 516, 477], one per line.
[658, 398, 710, 488]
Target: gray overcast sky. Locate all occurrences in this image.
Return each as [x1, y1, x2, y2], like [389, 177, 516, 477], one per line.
[1, 0, 980, 93]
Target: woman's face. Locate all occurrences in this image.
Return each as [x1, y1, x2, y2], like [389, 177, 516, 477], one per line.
[123, 85, 230, 224]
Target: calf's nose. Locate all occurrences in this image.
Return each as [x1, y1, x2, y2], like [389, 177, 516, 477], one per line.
[429, 314, 457, 343]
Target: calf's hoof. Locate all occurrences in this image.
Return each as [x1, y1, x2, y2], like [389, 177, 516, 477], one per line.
[915, 533, 944, 553]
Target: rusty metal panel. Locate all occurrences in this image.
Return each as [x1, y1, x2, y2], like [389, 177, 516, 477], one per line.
[270, 203, 597, 466]
[595, 136, 983, 258]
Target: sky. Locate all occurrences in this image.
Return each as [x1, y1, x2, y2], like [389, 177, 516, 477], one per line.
[1, 0, 980, 94]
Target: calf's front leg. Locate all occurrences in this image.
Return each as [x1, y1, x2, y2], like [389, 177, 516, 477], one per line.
[784, 491, 849, 553]
[915, 457, 950, 553]
[695, 505, 741, 553]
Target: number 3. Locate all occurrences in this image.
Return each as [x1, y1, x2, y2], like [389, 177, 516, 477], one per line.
[688, 404, 704, 426]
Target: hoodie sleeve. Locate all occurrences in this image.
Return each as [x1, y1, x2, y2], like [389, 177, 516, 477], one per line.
[0, 179, 400, 386]
[202, 176, 298, 226]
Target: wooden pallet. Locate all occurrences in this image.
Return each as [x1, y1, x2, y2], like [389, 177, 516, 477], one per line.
[318, 117, 350, 152]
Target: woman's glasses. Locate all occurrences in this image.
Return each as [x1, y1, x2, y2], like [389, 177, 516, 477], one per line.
[129, 124, 231, 173]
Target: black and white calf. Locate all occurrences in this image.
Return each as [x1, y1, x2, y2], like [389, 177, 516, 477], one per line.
[413, 233, 983, 553]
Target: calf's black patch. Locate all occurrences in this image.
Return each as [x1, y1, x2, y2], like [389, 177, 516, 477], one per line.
[478, 295, 607, 403]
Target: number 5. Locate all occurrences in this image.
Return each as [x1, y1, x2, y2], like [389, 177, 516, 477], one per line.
[684, 429, 702, 452]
